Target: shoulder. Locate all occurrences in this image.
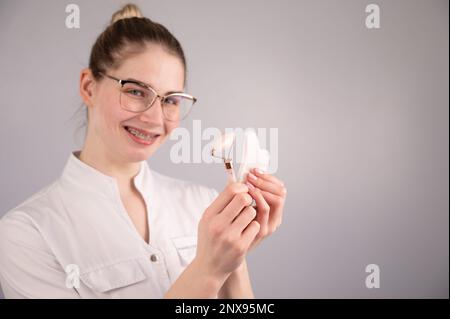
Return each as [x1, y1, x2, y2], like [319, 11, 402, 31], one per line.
[0, 183, 78, 299]
[0, 184, 58, 275]
[0, 182, 59, 243]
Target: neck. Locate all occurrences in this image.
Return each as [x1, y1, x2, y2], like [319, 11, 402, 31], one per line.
[78, 133, 141, 191]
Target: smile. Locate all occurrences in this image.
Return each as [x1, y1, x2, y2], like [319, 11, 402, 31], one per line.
[123, 125, 161, 145]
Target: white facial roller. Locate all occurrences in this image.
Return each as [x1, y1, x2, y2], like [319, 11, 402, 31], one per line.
[237, 129, 270, 182]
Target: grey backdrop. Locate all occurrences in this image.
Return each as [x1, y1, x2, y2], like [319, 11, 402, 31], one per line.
[0, 0, 448, 298]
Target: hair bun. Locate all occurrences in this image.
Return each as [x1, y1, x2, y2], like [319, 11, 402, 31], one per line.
[110, 3, 143, 24]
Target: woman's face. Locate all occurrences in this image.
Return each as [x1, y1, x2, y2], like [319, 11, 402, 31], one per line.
[87, 43, 185, 163]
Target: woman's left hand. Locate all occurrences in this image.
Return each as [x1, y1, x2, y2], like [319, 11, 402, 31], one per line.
[244, 168, 287, 252]
[218, 169, 286, 297]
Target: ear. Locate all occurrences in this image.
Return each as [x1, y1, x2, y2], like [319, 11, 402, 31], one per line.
[79, 68, 96, 108]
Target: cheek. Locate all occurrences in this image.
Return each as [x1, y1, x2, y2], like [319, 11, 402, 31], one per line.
[156, 122, 178, 145]
[165, 121, 179, 135]
[97, 91, 128, 131]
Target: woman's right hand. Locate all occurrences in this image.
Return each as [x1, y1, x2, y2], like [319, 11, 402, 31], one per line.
[194, 182, 261, 281]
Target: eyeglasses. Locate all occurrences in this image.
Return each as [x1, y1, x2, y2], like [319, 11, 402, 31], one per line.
[99, 72, 197, 121]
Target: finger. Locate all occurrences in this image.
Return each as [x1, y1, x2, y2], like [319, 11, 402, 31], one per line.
[230, 206, 257, 235]
[246, 172, 286, 197]
[252, 168, 284, 187]
[246, 182, 270, 234]
[219, 192, 253, 224]
[260, 190, 285, 228]
[241, 221, 260, 248]
[259, 190, 286, 207]
[204, 182, 248, 218]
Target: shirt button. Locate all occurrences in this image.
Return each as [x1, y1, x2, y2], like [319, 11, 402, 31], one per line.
[150, 254, 159, 262]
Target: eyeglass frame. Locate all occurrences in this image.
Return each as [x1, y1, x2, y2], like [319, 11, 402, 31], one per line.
[98, 72, 197, 121]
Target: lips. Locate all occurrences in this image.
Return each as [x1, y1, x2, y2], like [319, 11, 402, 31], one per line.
[122, 125, 162, 146]
[123, 125, 161, 138]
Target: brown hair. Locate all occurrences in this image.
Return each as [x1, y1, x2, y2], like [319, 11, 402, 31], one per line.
[89, 3, 187, 84]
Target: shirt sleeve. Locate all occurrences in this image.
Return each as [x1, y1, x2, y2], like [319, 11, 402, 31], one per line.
[0, 211, 80, 299]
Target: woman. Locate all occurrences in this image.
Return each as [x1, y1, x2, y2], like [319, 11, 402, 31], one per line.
[0, 4, 287, 298]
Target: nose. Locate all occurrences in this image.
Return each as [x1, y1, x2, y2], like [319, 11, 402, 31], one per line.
[139, 96, 165, 125]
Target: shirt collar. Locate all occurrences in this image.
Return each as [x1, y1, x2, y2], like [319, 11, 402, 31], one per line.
[60, 151, 151, 199]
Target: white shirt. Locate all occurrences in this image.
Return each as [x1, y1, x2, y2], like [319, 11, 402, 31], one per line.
[0, 151, 218, 298]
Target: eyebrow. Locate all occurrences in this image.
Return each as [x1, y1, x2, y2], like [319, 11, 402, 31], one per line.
[125, 77, 184, 95]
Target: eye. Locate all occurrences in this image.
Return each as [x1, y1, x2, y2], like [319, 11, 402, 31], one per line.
[122, 82, 149, 99]
[164, 96, 181, 106]
[127, 89, 144, 97]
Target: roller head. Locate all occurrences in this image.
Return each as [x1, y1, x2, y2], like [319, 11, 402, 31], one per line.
[237, 129, 270, 182]
[211, 132, 236, 160]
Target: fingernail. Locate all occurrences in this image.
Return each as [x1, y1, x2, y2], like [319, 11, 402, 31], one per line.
[245, 181, 255, 190]
[248, 172, 257, 181]
[255, 168, 265, 175]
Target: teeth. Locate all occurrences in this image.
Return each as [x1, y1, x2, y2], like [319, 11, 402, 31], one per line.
[126, 127, 152, 140]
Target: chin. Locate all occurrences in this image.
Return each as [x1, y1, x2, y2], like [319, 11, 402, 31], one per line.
[125, 141, 163, 162]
